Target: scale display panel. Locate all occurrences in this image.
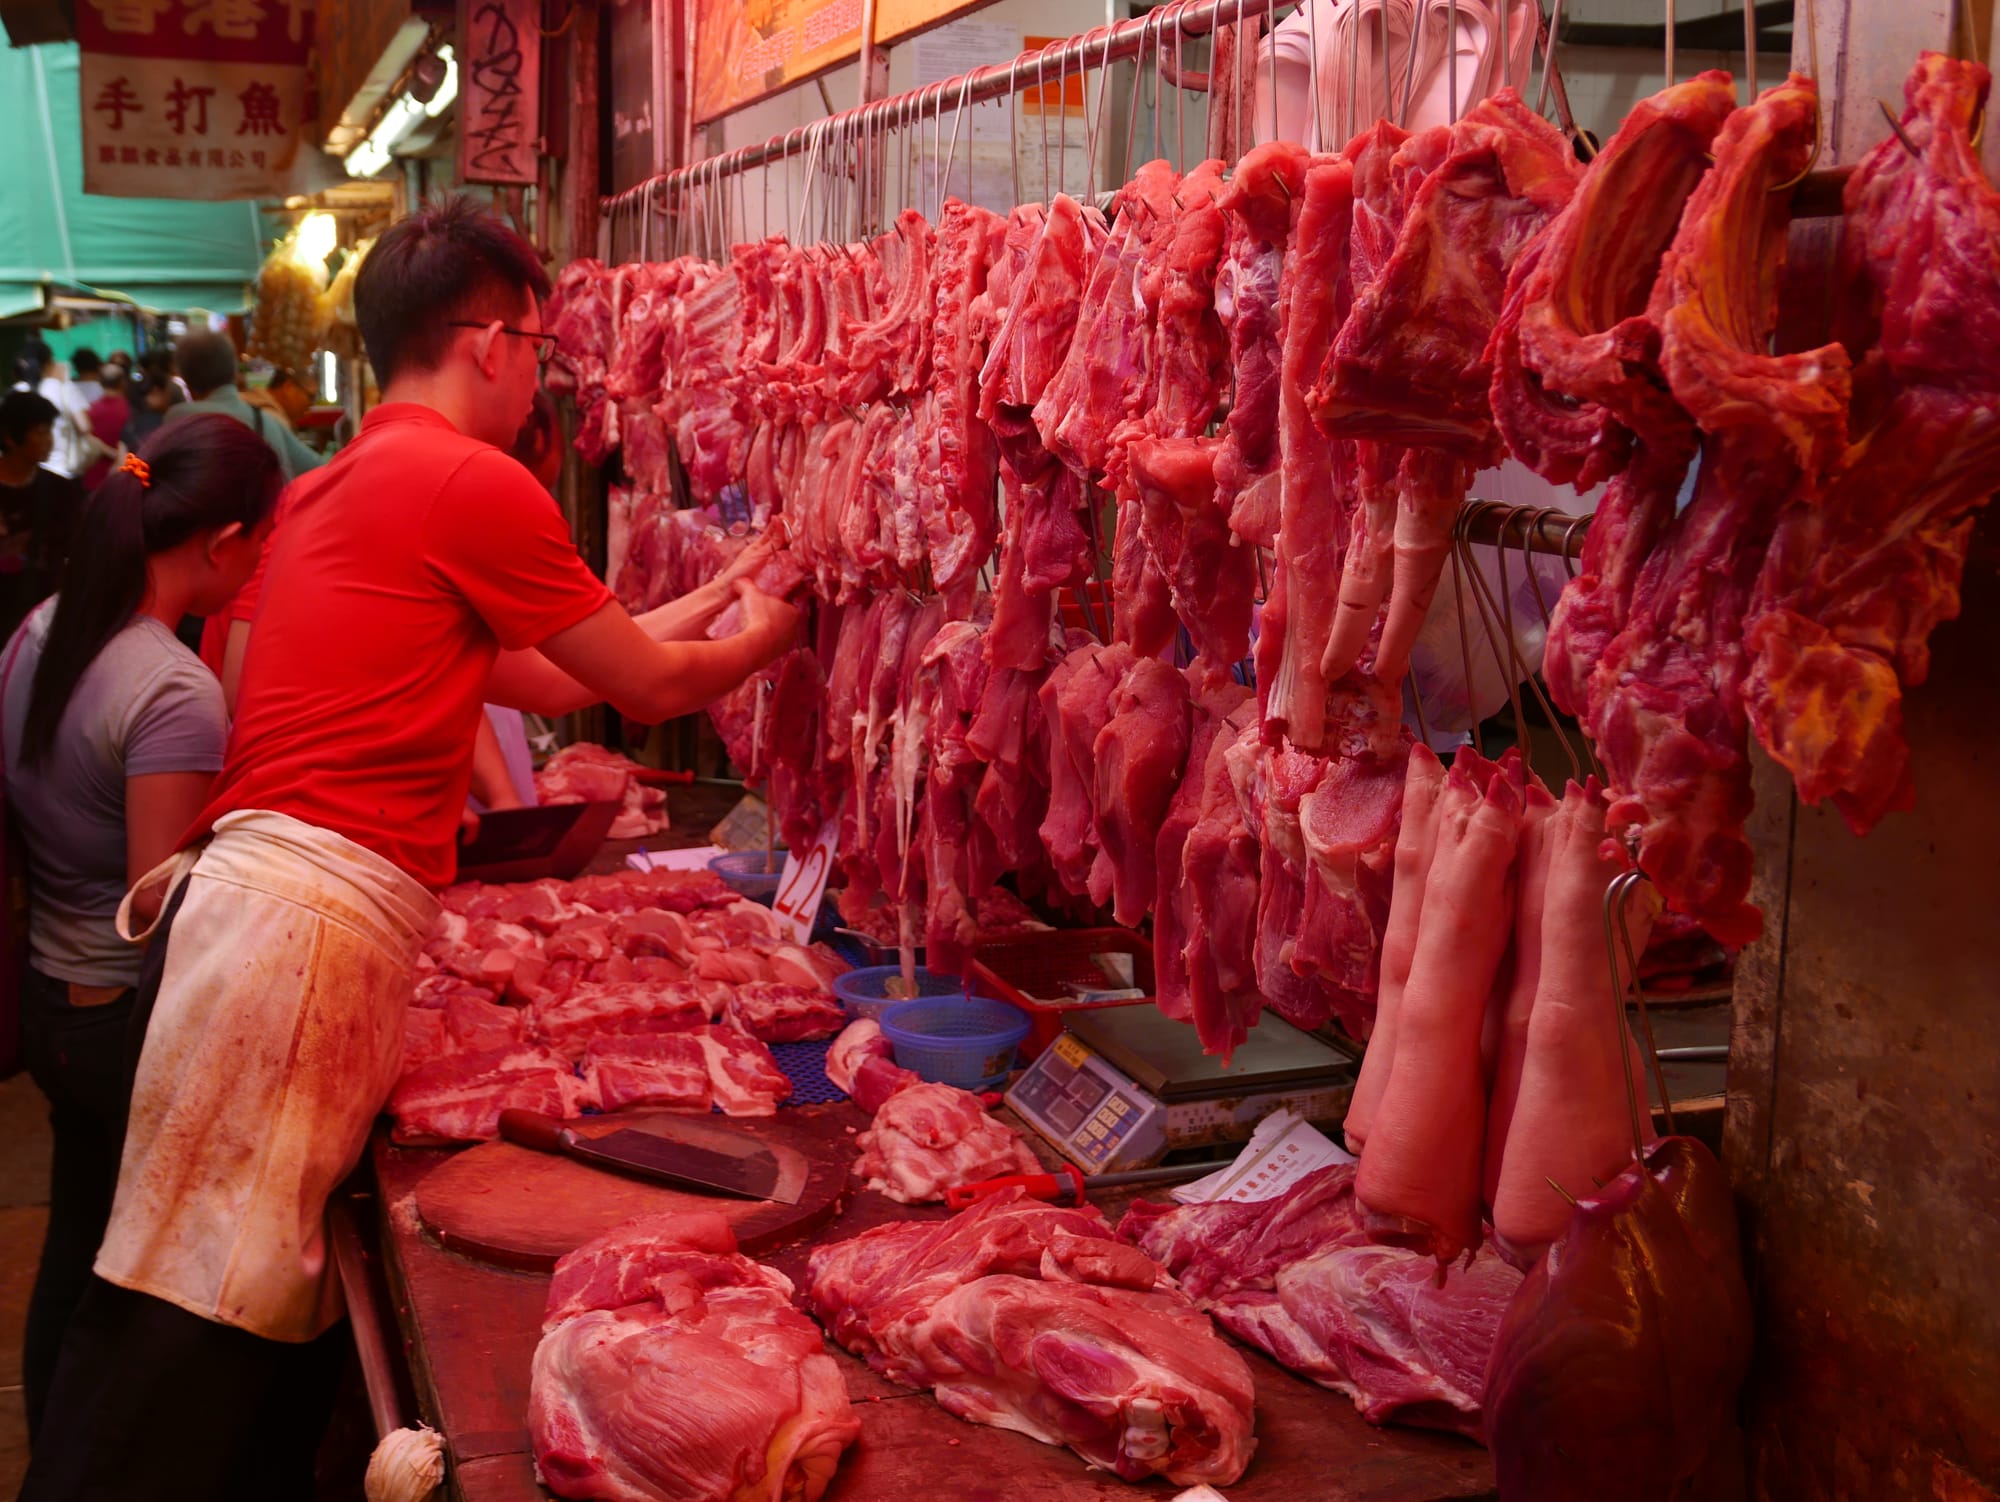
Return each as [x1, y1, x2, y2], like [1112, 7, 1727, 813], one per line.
[1006, 1010, 1356, 1173]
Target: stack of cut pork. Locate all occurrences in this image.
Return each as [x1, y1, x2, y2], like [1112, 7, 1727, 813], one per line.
[390, 866, 850, 1144]
[551, 55, 1996, 1068]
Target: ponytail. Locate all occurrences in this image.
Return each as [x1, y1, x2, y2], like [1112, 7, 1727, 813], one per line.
[21, 413, 283, 765]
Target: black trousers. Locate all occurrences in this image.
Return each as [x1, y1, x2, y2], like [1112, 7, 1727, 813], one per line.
[16, 1277, 349, 1502]
[18, 969, 136, 1441]
[17, 878, 348, 1502]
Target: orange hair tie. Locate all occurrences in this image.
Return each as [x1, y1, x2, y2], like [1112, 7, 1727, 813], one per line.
[120, 453, 151, 488]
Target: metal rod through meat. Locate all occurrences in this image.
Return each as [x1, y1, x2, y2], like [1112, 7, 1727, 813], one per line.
[1449, 0, 1459, 121]
[1742, 0, 1757, 102]
[1603, 871, 1651, 1157]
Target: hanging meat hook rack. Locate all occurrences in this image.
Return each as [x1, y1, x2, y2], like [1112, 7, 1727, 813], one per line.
[601, 0, 1295, 227]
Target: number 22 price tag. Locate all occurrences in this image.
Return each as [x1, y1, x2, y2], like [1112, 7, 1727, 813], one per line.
[772, 818, 837, 944]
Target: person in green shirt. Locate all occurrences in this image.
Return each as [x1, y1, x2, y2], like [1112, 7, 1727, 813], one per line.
[166, 331, 324, 482]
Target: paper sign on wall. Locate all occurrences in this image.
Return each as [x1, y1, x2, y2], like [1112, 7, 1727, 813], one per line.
[77, 0, 316, 200]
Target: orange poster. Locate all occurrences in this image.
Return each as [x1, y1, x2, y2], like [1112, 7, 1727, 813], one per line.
[692, 0, 988, 124]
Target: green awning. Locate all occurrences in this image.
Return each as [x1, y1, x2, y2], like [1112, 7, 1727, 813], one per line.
[0, 43, 264, 318]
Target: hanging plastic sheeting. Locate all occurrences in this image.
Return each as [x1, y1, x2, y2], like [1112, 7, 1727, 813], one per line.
[1251, 0, 1538, 149]
[1406, 542, 1569, 733]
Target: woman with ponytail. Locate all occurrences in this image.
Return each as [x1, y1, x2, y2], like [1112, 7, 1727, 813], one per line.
[2, 412, 281, 1442]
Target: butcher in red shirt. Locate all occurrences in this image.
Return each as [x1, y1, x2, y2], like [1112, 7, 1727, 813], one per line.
[21, 197, 797, 1502]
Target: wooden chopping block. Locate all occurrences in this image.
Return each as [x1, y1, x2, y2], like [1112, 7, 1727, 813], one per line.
[413, 1108, 854, 1270]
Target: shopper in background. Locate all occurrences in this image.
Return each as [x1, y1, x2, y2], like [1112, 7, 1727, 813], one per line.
[82, 364, 132, 491]
[167, 331, 324, 482]
[4, 415, 282, 1445]
[51, 350, 111, 482]
[0, 392, 81, 639]
[122, 352, 181, 453]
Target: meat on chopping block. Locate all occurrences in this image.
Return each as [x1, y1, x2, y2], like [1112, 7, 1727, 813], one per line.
[1121, 1162, 1524, 1439]
[531, 1212, 860, 1502]
[806, 1189, 1257, 1486]
[852, 1081, 1039, 1205]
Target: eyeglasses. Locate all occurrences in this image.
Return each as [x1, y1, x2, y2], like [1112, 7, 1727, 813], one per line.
[448, 321, 559, 363]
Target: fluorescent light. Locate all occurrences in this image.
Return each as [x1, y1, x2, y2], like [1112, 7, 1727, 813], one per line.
[424, 46, 458, 119]
[342, 88, 428, 178]
[320, 351, 337, 403]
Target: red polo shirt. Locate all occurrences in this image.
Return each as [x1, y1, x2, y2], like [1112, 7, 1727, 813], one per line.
[194, 403, 612, 887]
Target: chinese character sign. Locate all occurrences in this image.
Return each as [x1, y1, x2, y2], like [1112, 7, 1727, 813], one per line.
[77, 0, 314, 199]
[456, 0, 540, 187]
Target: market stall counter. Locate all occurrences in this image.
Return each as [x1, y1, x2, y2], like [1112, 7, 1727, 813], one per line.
[368, 1117, 1500, 1502]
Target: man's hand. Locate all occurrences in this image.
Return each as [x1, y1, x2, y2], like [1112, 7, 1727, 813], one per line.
[710, 527, 786, 593]
[728, 579, 799, 660]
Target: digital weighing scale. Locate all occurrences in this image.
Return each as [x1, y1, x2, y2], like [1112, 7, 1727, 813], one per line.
[1005, 1007, 1357, 1173]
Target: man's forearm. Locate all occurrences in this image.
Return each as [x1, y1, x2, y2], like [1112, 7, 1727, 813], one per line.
[634, 581, 730, 643]
[615, 631, 776, 724]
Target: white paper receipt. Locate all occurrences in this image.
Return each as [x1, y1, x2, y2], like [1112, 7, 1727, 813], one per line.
[1170, 1109, 1355, 1205]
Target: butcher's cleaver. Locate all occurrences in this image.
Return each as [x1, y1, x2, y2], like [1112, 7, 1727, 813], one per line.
[497, 1110, 794, 1203]
[456, 801, 619, 883]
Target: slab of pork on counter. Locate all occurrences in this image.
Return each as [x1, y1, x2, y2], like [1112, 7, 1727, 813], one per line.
[805, 1189, 1257, 1486]
[388, 868, 849, 1145]
[824, 1019, 1040, 1205]
[530, 1212, 859, 1502]
[1121, 1162, 1523, 1438]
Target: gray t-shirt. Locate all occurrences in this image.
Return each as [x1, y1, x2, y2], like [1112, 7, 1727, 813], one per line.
[2, 607, 226, 986]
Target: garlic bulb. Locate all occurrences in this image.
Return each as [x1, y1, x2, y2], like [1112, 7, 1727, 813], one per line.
[364, 1425, 445, 1502]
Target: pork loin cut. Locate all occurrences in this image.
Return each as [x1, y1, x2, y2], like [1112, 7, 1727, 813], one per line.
[531, 1213, 859, 1502]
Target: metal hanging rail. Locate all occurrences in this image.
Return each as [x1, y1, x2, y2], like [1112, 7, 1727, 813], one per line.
[602, 0, 1287, 216]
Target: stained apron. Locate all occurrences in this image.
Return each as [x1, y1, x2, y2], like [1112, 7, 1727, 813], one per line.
[96, 809, 439, 1342]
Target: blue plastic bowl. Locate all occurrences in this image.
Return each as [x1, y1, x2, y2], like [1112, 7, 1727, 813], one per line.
[831, 964, 965, 1021]
[708, 849, 784, 905]
[880, 996, 1031, 1090]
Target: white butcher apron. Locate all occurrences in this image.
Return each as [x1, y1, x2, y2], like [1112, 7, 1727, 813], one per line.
[96, 809, 439, 1341]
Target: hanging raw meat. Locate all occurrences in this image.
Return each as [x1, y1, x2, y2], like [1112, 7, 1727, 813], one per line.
[1357, 753, 1525, 1263]
[1342, 743, 1447, 1153]
[923, 199, 1006, 606]
[1214, 141, 1313, 548]
[1484, 1137, 1753, 1501]
[1744, 53, 2000, 835]
[1318, 120, 1422, 684]
[1581, 75, 1850, 947]
[1123, 435, 1258, 671]
[1487, 73, 1734, 489]
[979, 198, 1102, 672]
[1485, 780, 1660, 1266]
[1039, 640, 1135, 899]
[806, 1190, 1258, 1485]
[1261, 152, 1355, 749]
[1154, 680, 1253, 1042]
[1177, 695, 1265, 1062]
[1091, 656, 1194, 926]
[1036, 159, 1182, 475]
[1314, 92, 1580, 683]
[530, 1213, 860, 1502]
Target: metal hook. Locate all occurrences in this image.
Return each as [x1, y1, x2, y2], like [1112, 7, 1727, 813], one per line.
[1602, 870, 1652, 1157]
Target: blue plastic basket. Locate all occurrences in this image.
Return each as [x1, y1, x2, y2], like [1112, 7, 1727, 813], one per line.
[831, 964, 967, 1021]
[708, 849, 784, 905]
[879, 996, 1030, 1090]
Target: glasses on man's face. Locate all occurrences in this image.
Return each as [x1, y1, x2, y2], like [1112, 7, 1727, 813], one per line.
[448, 320, 559, 364]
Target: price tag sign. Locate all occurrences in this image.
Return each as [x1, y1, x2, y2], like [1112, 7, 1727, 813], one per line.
[772, 818, 837, 944]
